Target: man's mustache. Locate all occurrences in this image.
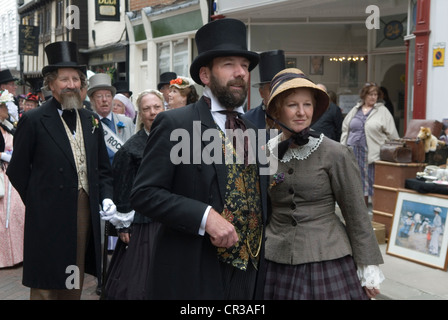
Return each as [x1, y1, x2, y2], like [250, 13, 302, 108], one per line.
[61, 88, 81, 95]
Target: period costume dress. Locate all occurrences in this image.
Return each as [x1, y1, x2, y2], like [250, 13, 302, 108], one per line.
[0, 122, 25, 268]
[102, 128, 159, 300]
[264, 132, 384, 299]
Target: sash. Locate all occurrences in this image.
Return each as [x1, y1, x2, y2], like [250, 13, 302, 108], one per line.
[102, 125, 124, 154]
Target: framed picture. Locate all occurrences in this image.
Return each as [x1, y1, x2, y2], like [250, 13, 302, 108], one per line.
[309, 56, 324, 75]
[387, 190, 448, 270]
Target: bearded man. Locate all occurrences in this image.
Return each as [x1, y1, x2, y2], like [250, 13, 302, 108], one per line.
[6, 41, 115, 300]
[130, 18, 268, 300]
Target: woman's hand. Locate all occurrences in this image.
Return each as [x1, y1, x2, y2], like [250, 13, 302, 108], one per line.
[364, 286, 380, 299]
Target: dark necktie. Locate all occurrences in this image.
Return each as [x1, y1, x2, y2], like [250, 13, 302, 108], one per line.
[101, 117, 115, 133]
[218, 109, 249, 166]
[62, 109, 76, 134]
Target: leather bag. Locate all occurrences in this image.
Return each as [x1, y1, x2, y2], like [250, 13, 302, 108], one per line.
[380, 140, 413, 163]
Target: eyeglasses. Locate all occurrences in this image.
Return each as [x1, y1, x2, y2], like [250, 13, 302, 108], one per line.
[93, 94, 113, 100]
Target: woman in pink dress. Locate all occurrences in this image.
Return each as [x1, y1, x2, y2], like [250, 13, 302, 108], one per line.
[0, 90, 25, 268]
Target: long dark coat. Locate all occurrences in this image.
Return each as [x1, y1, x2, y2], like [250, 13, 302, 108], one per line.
[6, 97, 113, 289]
[130, 97, 268, 299]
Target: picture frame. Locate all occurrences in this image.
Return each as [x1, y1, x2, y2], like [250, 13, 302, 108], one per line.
[387, 190, 448, 270]
[309, 56, 324, 75]
[339, 61, 358, 87]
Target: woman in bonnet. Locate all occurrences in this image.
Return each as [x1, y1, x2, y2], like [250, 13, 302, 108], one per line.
[263, 68, 384, 300]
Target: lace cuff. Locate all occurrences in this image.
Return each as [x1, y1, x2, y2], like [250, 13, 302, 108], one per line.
[357, 264, 385, 289]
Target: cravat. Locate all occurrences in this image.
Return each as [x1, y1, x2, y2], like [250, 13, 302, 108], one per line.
[101, 117, 115, 133]
[218, 109, 248, 166]
[62, 109, 76, 134]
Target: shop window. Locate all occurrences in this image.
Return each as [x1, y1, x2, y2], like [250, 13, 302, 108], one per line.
[151, 10, 202, 38]
[157, 37, 194, 79]
[133, 24, 146, 42]
[376, 14, 407, 48]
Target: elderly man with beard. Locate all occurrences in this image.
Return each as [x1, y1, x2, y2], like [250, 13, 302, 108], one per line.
[130, 18, 268, 300]
[6, 41, 115, 300]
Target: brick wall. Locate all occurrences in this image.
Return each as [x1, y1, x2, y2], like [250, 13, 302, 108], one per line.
[130, 0, 177, 12]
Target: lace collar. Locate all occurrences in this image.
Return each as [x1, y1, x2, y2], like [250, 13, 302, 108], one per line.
[267, 132, 324, 163]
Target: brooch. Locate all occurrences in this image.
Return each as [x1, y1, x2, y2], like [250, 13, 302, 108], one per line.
[270, 172, 285, 189]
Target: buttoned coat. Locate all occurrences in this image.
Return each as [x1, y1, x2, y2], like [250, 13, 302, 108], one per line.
[130, 97, 269, 299]
[6, 97, 113, 289]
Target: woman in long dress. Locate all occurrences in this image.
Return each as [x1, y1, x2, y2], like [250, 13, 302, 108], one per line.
[0, 90, 25, 268]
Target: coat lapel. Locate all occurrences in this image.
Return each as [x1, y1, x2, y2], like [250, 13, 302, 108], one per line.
[196, 98, 227, 203]
[40, 100, 76, 170]
[79, 108, 94, 168]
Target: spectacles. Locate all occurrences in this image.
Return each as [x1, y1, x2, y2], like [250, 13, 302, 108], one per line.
[93, 94, 113, 100]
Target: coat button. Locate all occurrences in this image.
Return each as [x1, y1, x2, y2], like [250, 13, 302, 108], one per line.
[291, 219, 297, 226]
[290, 203, 296, 210]
[288, 168, 294, 174]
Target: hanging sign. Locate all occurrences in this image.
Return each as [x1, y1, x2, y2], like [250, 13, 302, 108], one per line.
[18, 25, 39, 56]
[433, 43, 445, 67]
[95, 0, 120, 22]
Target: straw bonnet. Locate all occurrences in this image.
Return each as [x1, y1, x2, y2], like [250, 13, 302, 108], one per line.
[42, 41, 86, 76]
[434, 207, 442, 213]
[267, 68, 329, 124]
[87, 73, 116, 97]
[252, 50, 286, 88]
[169, 76, 195, 90]
[189, 18, 259, 85]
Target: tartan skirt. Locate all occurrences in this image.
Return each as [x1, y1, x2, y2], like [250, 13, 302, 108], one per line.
[263, 255, 369, 300]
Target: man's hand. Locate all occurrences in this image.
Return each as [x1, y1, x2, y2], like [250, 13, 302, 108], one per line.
[205, 208, 238, 248]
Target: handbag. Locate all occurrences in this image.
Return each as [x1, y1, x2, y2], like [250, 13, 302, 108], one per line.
[380, 140, 412, 163]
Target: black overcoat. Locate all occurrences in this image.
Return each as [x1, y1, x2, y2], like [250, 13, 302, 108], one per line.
[130, 97, 268, 299]
[6, 97, 113, 289]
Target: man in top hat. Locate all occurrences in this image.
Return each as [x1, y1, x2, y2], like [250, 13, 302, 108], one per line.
[130, 18, 268, 300]
[6, 41, 116, 300]
[88, 73, 135, 165]
[0, 69, 20, 125]
[113, 80, 133, 98]
[157, 71, 177, 109]
[243, 50, 285, 135]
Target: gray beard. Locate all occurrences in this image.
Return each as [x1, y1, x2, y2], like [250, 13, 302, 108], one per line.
[60, 90, 82, 111]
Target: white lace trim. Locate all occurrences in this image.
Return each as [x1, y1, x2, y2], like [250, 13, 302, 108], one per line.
[357, 264, 385, 289]
[267, 132, 324, 163]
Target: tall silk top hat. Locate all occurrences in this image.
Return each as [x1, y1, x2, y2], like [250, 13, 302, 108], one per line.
[87, 73, 116, 97]
[253, 50, 286, 88]
[0, 69, 18, 84]
[189, 18, 260, 85]
[42, 41, 86, 76]
[113, 81, 133, 97]
[267, 68, 329, 124]
[157, 72, 177, 90]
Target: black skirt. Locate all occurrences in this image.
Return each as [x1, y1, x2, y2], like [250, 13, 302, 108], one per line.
[102, 222, 160, 300]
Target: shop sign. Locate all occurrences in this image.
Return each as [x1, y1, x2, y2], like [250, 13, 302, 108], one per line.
[18, 25, 39, 56]
[95, 0, 120, 22]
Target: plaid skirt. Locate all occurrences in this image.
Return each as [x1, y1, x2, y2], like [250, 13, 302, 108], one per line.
[263, 255, 369, 300]
[351, 145, 374, 197]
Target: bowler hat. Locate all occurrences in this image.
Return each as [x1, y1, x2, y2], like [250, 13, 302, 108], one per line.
[0, 69, 18, 84]
[42, 41, 86, 76]
[113, 81, 133, 97]
[87, 73, 116, 97]
[189, 18, 259, 85]
[157, 72, 177, 90]
[253, 50, 286, 88]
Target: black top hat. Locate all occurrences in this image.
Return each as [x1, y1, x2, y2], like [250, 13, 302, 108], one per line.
[189, 18, 259, 85]
[113, 81, 133, 96]
[42, 41, 86, 76]
[0, 69, 18, 84]
[253, 50, 286, 88]
[157, 72, 177, 90]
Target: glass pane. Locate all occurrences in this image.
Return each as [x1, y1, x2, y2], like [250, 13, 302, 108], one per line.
[173, 38, 188, 77]
[158, 41, 170, 75]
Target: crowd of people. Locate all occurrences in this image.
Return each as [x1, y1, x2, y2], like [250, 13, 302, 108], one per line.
[0, 17, 399, 301]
